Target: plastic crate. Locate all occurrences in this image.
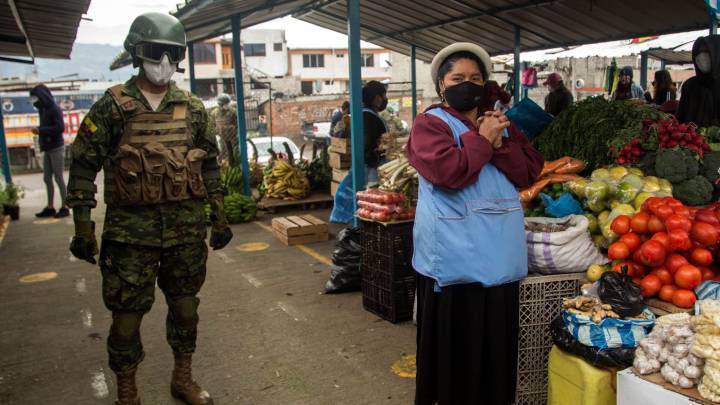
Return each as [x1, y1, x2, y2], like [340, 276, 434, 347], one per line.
[515, 273, 584, 405]
[360, 219, 416, 323]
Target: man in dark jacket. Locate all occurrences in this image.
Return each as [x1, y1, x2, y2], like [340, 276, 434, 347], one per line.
[543, 73, 573, 116]
[362, 81, 388, 185]
[30, 84, 68, 218]
[677, 35, 720, 126]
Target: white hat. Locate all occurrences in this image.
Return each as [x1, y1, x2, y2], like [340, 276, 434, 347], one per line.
[430, 42, 492, 85]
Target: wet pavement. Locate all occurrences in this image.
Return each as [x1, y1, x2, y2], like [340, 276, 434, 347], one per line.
[0, 172, 415, 404]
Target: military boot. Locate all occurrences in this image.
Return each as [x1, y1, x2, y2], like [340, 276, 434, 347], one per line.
[170, 352, 213, 405]
[115, 368, 141, 405]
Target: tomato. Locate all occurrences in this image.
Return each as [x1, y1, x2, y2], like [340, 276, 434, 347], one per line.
[619, 233, 642, 252]
[696, 209, 720, 225]
[630, 212, 650, 234]
[659, 285, 678, 302]
[674, 206, 692, 218]
[656, 205, 675, 220]
[639, 240, 667, 267]
[608, 242, 630, 260]
[632, 277, 643, 285]
[674, 264, 702, 289]
[633, 262, 647, 278]
[672, 289, 697, 309]
[651, 232, 671, 251]
[691, 222, 719, 247]
[643, 197, 664, 213]
[665, 214, 692, 232]
[652, 268, 674, 285]
[691, 247, 714, 267]
[669, 229, 692, 252]
[648, 216, 666, 233]
[640, 274, 662, 298]
[612, 261, 634, 276]
[666, 199, 684, 210]
[611, 215, 632, 235]
[700, 266, 716, 281]
[665, 254, 689, 274]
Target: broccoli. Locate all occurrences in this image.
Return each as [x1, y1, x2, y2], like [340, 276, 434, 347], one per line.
[672, 175, 714, 206]
[655, 149, 699, 183]
[640, 151, 657, 177]
[703, 151, 720, 189]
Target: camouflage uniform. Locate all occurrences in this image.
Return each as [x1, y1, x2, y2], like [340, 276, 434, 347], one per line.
[208, 106, 237, 165]
[67, 77, 223, 373]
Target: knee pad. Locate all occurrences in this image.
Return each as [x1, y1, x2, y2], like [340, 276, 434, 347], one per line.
[169, 296, 199, 328]
[110, 312, 143, 346]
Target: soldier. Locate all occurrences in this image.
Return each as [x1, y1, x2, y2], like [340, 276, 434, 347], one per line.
[66, 12, 232, 405]
[209, 93, 238, 166]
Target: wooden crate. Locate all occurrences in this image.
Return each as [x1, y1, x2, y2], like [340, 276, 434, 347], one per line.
[331, 181, 341, 197]
[332, 168, 349, 182]
[331, 137, 350, 154]
[329, 151, 351, 169]
[271, 215, 329, 246]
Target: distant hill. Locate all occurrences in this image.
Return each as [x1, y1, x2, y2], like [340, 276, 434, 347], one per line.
[0, 43, 134, 82]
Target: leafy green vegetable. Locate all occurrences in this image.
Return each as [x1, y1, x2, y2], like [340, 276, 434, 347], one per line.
[703, 151, 720, 189]
[672, 175, 714, 206]
[655, 149, 699, 184]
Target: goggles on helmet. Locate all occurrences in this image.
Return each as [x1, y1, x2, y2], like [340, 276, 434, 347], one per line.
[135, 43, 185, 64]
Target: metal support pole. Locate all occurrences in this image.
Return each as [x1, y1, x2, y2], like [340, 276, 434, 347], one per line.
[514, 26, 521, 105]
[348, 0, 364, 225]
[231, 16, 251, 196]
[0, 105, 12, 184]
[187, 41, 197, 94]
[640, 51, 649, 90]
[411, 44, 417, 121]
[712, 11, 718, 35]
[660, 59, 667, 71]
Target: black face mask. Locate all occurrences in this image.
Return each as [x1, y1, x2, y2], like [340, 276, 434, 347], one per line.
[443, 81, 484, 111]
[378, 98, 388, 112]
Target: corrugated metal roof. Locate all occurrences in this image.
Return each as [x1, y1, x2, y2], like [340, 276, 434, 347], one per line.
[0, 0, 91, 60]
[174, 0, 712, 63]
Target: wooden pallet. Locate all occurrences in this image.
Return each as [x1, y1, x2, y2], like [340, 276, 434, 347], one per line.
[331, 137, 350, 155]
[257, 191, 334, 213]
[271, 214, 329, 246]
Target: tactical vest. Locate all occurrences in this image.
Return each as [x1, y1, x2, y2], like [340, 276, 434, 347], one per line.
[103, 84, 208, 207]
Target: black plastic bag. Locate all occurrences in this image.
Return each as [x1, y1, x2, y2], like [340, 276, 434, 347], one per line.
[324, 227, 362, 294]
[598, 267, 644, 318]
[550, 316, 635, 369]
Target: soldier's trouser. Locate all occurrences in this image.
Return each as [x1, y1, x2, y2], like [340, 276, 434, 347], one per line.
[99, 240, 208, 372]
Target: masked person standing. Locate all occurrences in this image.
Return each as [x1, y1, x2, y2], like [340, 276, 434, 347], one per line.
[677, 35, 720, 126]
[407, 43, 543, 405]
[611, 66, 645, 101]
[362, 81, 389, 184]
[209, 94, 238, 165]
[66, 13, 232, 405]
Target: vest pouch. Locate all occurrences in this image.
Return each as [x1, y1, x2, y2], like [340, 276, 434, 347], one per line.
[141, 142, 168, 204]
[185, 148, 208, 198]
[164, 147, 189, 201]
[114, 145, 143, 205]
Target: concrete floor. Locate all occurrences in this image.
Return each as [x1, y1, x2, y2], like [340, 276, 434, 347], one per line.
[0, 172, 415, 405]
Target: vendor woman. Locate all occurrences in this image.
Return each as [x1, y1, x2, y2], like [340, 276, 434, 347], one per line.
[407, 42, 543, 405]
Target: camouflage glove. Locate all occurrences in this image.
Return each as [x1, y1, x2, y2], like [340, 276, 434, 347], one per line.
[70, 220, 99, 264]
[208, 193, 233, 250]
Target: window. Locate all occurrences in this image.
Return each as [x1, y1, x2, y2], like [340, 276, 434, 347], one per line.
[324, 80, 332, 85]
[273, 42, 283, 52]
[245, 43, 266, 57]
[193, 43, 216, 64]
[336, 53, 345, 58]
[302, 54, 325, 68]
[301, 81, 313, 95]
[360, 53, 374, 67]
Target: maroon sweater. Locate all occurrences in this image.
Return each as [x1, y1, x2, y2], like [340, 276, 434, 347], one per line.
[407, 105, 543, 190]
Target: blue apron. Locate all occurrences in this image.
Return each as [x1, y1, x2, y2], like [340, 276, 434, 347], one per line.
[412, 108, 528, 287]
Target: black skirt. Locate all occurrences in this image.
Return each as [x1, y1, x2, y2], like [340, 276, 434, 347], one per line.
[415, 273, 520, 405]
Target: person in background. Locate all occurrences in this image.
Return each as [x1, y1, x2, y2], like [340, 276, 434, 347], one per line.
[209, 93, 238, 166]
[330, 100, 349, 137]
[645, 69, 678, 114]
[31, 84, 69, 218]
[362, 81, 389, 185]
[677, 35, 720, 126]
[612, 66, 645, 101]
[543, 72, 574, 116]
[481, 80, 512, 113]
[407, 42, 543, 405]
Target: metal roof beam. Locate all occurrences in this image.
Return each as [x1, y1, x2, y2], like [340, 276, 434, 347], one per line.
[367, 0, 560, 41]
[292, 0, 343, 18]
[0, 34, 27, 44]
[182, 0, 306, 31]
[8, 0, 34, 59]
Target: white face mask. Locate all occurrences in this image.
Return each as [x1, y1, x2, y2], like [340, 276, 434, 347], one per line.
[696, 52, 712, 73]
[142, 54, 177, 86]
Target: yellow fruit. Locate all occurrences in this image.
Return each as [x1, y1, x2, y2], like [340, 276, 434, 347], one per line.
[659, 178, 673, 193]
[610, 200, 621, 209]
[570, 179, 588, 198]
[642, 181, 661, 193]
[598, 210, 611, 224]
[628, 167, 644, 177]
[587, 199, 607, 214]
[592, 235, 606, 248]
[587, 264, 608, 282]
[634, 192, 653, 211]
[591, 168, 611, 181]
[609, 166, 629, 180]
[584, 214, 599, 234]
[601, 221, 618, 242]
[644, 176, 660, 184]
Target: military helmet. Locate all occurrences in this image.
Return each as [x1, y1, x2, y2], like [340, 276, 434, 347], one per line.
[124, 12, 187, 67]
[217, 94, 231, 106]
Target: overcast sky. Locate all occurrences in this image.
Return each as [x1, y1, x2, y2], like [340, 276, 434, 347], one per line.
[75, 0, 369, 48]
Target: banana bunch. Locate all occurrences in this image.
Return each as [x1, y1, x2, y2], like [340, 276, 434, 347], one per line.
[225, 193, 257, 224]
[262, 159, 311, 201]
[221, 166, 243, 195]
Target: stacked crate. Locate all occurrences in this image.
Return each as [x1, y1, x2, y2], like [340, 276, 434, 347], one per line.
[271, 215, 328, 246]
[329, 137, 351, 197]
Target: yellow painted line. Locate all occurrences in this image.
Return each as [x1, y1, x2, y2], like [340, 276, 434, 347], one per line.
[253, 220, 333, 266]
[19, 271, 58, 283]
[33, 218, 60, 225]
[236, 242, 270, 252]
[391, 354, 416, 378]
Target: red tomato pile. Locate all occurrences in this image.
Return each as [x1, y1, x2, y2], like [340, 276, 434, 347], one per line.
[356, 189, 415, 222]
[607, 197, 720, 308]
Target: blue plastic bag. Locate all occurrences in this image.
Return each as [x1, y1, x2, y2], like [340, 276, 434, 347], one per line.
[330, 174, 354, 224]
[505, 98, 554, 140]
[540, 192, 584, 218]
[562, 308, 655, 349]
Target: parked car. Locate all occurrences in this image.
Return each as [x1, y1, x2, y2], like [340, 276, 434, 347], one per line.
[302, 121, 332, 143]
[248, 136, 301, 165]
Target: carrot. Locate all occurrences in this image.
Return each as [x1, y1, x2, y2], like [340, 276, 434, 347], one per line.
[546, 173, 582, 183]
[555, 159, 587, 175]
[539, 157, 572, 177]
[519, 178, 552, 203]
